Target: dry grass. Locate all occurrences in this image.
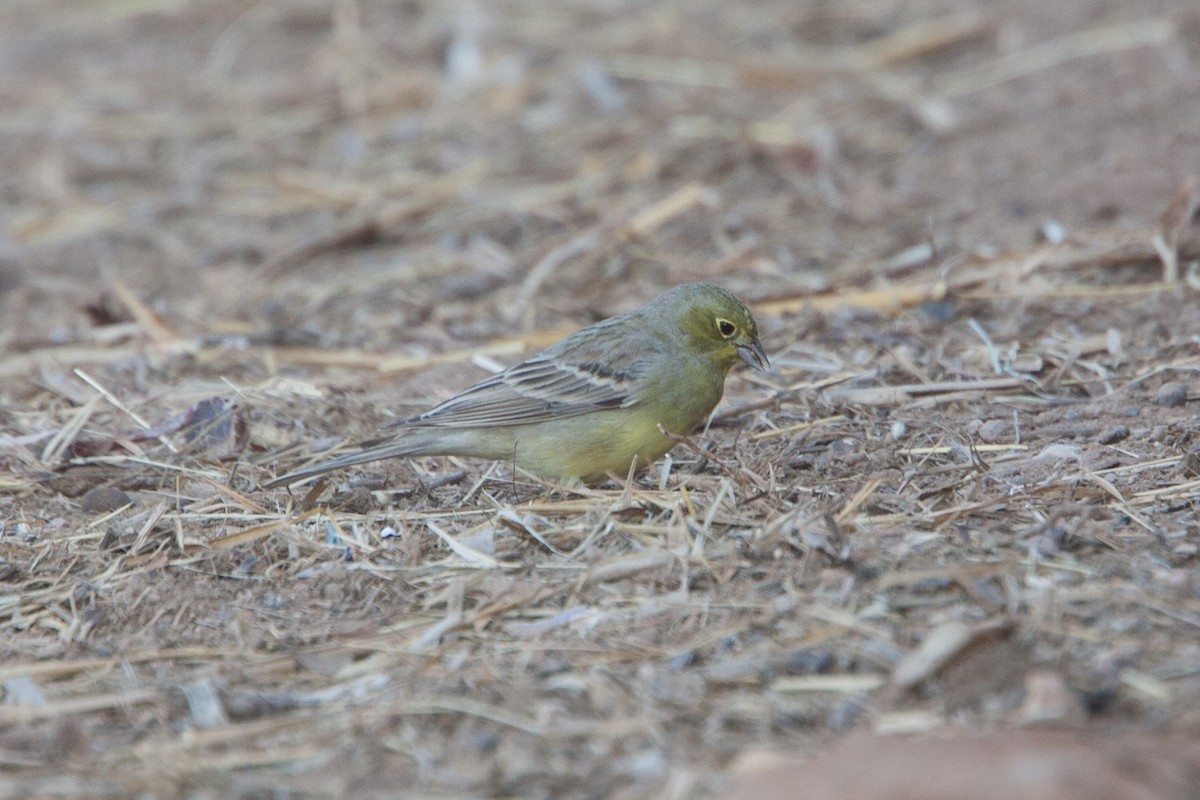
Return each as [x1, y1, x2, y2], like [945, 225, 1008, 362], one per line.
[2, 1, 1200, 798]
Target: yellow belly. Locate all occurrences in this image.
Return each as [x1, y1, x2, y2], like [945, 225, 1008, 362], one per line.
[446, 407, 703, 482]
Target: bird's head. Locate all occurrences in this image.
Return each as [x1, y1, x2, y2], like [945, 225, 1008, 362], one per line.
[666, 282, 769, 373]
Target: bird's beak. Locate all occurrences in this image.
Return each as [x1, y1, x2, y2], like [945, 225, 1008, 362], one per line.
[737, 338, 770, 372]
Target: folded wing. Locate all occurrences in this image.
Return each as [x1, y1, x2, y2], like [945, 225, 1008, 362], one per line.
[398, 355, 643, 429]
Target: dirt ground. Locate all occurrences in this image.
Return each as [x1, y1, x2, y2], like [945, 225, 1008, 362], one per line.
[2, 0, 1200, 798]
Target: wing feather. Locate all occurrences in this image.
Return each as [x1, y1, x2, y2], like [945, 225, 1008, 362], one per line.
[385, 310, 671, 429]
[398, 356, 639, 429]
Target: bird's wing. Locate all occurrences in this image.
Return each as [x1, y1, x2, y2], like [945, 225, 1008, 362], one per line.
[399, 355, 643, 429]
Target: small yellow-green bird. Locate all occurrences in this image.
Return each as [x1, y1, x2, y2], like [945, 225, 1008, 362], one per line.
[263, 282, 768, 487]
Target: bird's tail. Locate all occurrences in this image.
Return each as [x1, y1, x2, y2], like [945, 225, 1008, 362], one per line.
[261, 436, 435, 489]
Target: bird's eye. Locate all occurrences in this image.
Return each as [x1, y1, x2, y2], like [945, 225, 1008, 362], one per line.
[717, 318, 737, 338]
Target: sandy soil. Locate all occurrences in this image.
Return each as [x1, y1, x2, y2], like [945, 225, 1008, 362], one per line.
[2, 1, 1200, 798]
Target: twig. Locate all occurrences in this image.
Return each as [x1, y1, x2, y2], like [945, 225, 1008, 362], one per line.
[506, 228, 602, 326]
[934, 19, 1176, 99]
[75, 368, 179, 453]
[656, 423, 761, 490]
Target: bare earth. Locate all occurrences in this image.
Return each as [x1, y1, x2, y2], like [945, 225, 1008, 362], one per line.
[2, 1, 1200, 798]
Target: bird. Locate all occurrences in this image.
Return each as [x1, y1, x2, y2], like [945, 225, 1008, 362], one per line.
[263, 282, 768, 488]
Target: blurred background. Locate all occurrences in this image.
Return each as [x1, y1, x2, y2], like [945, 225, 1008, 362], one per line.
[2, 2, 1200, 798]
[2, 0, 1196, 351]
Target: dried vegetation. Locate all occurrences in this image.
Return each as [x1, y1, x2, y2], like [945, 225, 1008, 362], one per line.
[1, 0, 1200, 798]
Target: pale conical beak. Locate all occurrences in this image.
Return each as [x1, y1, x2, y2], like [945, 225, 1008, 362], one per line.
[737, 338, 770, 372]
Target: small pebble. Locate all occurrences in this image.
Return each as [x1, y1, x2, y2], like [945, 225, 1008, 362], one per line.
[978, 419, 1008, 443]
[3, 676, 45, 706]
[667, 651, 697, 672]
[1153, 381, 1188, 408]
[80, 487, 132, 514]
[1098, 425, 1130, 445]
[785, 648, 835, 675]
[1037, 219, 1066, 244]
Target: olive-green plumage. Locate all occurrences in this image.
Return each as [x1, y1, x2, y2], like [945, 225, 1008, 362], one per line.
[264, 282, 768, 487]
